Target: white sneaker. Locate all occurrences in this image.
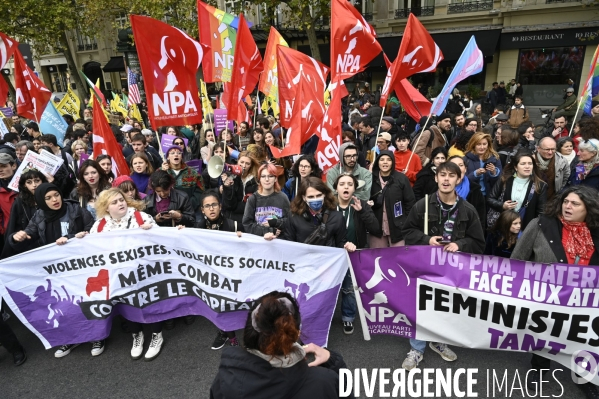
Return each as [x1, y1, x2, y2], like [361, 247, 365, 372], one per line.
[402, 349, 423, 370]
[131, 332, 144, 360]
[54, 344, 80, 358]
[91, 340, 105, 357]
[144, 332, 163, 361]
[429, 342, 457, 362]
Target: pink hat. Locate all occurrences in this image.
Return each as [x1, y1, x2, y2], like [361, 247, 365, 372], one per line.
[112, 175, 133, 188]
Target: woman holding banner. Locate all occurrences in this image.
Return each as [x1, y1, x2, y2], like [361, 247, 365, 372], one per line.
[195, 191, 243, 350]
[69, 160, 111, 220]
[9, 183, 95, 358]
[282, 176, 355, 252]
[210, 291, 348, 398]
[511, 185, 599, 397]
[162, 146, 204, 211]
[75, 188, 165, 361]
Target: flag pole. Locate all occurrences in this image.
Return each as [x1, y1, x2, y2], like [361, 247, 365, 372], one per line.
[254, 93, 259, 128]
[404, 113, 433, 170]
[345, 251, 371, 341]
[570, 101, 582, 137]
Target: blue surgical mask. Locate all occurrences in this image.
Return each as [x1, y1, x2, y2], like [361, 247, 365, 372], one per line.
[305, 198, 324, 212]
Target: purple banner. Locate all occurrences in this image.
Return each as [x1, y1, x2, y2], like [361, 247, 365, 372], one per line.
[160, 135, 188, 152]
[214, 109, 233, 136]
[350, 246, 599, 384]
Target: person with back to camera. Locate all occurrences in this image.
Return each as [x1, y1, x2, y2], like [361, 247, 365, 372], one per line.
[210, 291, 351, 399]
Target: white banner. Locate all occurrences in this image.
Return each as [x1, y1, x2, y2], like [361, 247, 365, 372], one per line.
[0, 228, 347, 349]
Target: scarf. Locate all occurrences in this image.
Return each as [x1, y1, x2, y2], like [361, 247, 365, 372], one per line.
[536, 153, 551, 170]
[34, 183, 66, 223]
[247, 343, 306, 369]
[455, 175, 470, 199]
[205, 214, 225, 230]
[131, 172, 151, 194]
[560, 217, 594, 264]
[379, 174, 391, 236]
[436, 191, 459, 242]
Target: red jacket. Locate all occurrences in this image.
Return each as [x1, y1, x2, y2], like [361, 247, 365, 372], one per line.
[394, 150, 422, 186]
[0, 186, 17, 235]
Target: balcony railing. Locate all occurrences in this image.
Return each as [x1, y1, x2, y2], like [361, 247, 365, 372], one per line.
[546, 0, 579, 3]
[395, 6, 435, 18]
[77, 43, 98, 51]
[363, 13, 373, 21]
[447, 0, 493, 13]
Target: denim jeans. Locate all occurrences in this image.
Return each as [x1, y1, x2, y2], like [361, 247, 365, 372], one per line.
[341, 270, 356, 322]
[410, 338, 427, 353]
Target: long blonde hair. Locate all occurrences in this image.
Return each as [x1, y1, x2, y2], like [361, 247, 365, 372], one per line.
[95, 188, 145, 218]
[465, 132, 498, 160]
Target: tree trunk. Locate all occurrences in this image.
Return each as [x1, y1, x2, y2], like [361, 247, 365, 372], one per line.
[2, 73, 16, 104]
[302, 6, 321, 62]
[59, 31, 87, 108]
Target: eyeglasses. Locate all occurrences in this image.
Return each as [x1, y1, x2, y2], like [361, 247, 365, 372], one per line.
[174, 141, 184, 145]
[298, 164, 311, 169]
[203, 203, 220, 209]
[260, 175, 275, 180]
[343, 154, 358, 160]
[539, 148, 556, 152]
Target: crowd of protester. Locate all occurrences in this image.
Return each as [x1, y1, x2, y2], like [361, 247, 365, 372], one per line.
[0, 90, 598, 398]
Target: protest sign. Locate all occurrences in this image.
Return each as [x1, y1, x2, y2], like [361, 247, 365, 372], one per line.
[350, 246, 599, 384]
[0, 118, 9, 137]
[160, 135, 188, 152]
[8, 149, 64, 192]
[0, 106, 13, 117]
[56, 87, 81, 118]
[213, 109, 233, 136]
[0, 228, 347, 349]
[186, 159, 202, 174]
[40, 102, 69, 145]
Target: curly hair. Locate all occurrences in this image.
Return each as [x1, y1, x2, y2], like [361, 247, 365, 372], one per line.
[95, 188, 145, 218]
[290, 176, 337, 215]
[290, 154, 322, 179]
[465, 132, 499, 160]
[578, 118, 599, 141]
[454, 131, 475, 152]
[76, 160, 110, 201]
[18, 169, 47, 207]
[544, 185, 599, 229]
[243, 291, 302, 357]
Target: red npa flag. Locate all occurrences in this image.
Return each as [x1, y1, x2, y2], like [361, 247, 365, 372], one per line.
[315, 82, 344, 174]
[130, 15, 203, 128]
[277, 46, 328, 129]
[222, 14, 263, 123]
[92, 95, 130, 177]
[382, 54, 431, 120]
[13, 50, 51, 122]
[0, 32, 18, 107]
[268, 79, 305, 158]
[383, 14, 443, 107]
[330, 0, 382, 83]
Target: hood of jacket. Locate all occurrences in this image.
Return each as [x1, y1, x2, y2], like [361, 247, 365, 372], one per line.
[372, 150, 396, 176]
[338, 142, 360, 173]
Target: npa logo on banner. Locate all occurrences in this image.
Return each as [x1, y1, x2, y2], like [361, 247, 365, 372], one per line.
[130, 15, 203, 127]
[350, 246, 599, 385]
[0, 229, 347, 349]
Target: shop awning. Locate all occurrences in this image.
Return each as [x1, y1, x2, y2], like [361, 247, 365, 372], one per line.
[374, 29, 502, 66]
[102, 56, 125, 72]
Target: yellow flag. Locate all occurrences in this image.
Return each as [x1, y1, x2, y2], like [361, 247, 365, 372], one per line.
[200, 79, 214, 115]
[261, 96, 271, 114]
[0, 109, 4, 118]
[130, 103, 143, 126]
[56, 87, 82, 118]
[324, 89, 331, 109]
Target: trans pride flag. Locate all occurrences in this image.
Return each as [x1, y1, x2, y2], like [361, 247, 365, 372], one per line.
[430, 36, 484, 117]
[579, 45, 599, 116]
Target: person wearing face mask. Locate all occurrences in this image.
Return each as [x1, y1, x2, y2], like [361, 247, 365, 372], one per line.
[281, 176, 355, 252]
[282, 155, 323, 200]
[195, 191, 243, 350]
[369, 150, 415, 248]
[393, 132, 422, 186]
[10, 183, 95, 358]
[487, 151, 547, 232]
[162, 147, 204, 211]
[242, 163, 290, 240]
[75, 188, 160, 360]
[333, 174, 381, 334]
[144, 170, 196, 227]
[413, 147, 447, 201]
[511, 186, 599, 399]
[2, 169, 48, 258]
[221, 152, 260, 226]
[70, 160, 111, 220]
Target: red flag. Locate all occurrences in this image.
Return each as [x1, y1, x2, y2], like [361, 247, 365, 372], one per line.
[0, 33, 18, 107]
[222, 14, 263, 123]
[383, 14, 443, 107]
[13, 50, 51, 122]
[86, 269, 109, 300]
[130, 15, 203, 127]
[268, 80, 305, 158]
[92, 95, 130, 177]
[330, 0, 382, 83]
[277, 46, 328, 129]
[315, 83, 344, 174]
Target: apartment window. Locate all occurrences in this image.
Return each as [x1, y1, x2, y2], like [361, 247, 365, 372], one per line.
[224, 0, 241, 14]
[447, 0, 493, 14]
[75, 30, 97, 52]
[115, 13, 128, 29]
[395, 0, 435, 18]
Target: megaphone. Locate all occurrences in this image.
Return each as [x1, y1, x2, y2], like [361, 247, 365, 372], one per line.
[207, 156, 243, 179]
